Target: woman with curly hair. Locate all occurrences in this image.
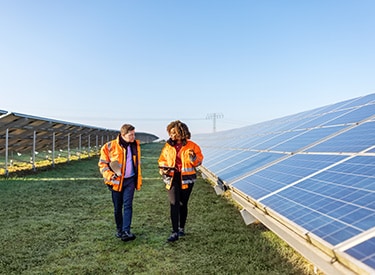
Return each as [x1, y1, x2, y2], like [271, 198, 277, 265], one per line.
[158, 120, 204, 242]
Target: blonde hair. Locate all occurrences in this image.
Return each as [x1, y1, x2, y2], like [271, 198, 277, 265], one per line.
[120, 124, 135, 135]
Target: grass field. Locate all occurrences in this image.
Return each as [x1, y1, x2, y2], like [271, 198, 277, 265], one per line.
[0, 142, 320, 274]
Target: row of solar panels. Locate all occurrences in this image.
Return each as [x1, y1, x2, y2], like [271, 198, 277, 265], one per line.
[0, 111, 159, 175]
[0, 111, 159, 155]
[195, 93, 375, 275]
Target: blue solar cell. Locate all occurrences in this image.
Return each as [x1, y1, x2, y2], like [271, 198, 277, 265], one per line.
[352, 212, 375, 230]
[234, 180, 274, 199]
[343, 189, 370, 202]
[272, 126, 345, 152]
[312, 220, 347, 240]
[345, 237, 375, 269]
[295, 109, 349, 129]
[327, 203, 358, 219]
[342, 93, 375, 108]
[264, 194, 362, 245]
[322, 96, 362, 111]
[269, 113, 323, 132]
[200, 148, 225, 168]
[207, 151, 257, 174]
[219, 152, 283, 183]
[307, 121, 375, 152]
[249, 131, 302, 150]
[354, 178, 375, 191]
[343, 208, 374, 228]
[260, 157, 375, 242]
[232, 154, 346, 199]
[311, 156, 375, 191]
[322, 103, 375, 126]
[302, 215, 333, 233]
[296, 211, 322, 224]
[319, 225, 360, 245]
[233, 176, 279, 199]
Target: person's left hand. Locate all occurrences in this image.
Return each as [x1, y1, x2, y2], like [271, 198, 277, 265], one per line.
[188, 149, 196, 161]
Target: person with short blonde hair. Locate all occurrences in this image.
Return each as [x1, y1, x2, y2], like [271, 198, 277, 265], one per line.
[98, 123, 142, 242]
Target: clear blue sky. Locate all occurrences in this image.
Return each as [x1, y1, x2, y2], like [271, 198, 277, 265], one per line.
[1, 0, 374, 140]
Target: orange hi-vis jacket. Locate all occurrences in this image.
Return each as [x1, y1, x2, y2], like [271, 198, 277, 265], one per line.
[158, 139, 203, 190]
[98, 136, 142, 192]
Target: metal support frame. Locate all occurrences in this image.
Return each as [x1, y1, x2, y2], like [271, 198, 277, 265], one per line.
[5, 128, 9, 176]
[32, 130, 36, 171]
[88, 134, 91, 158]
[78, 134, 82, 160]
[67, 133, 71, 161]
[52, 132, 56, 167]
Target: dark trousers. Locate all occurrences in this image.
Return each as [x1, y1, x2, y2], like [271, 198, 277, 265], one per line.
[168, 173, 194, 233]
[111, 176, 135, 233]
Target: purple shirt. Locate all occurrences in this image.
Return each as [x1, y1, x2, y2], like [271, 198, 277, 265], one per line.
[124, 145, 135, 178]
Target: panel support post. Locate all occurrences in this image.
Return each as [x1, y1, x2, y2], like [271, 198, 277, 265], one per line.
[32, 130, 36, 171]
[52, 132, 55, 167]
[5, 128, 9, 176]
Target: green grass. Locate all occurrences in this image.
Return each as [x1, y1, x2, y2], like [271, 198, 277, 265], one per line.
[0, 143, 320, 274]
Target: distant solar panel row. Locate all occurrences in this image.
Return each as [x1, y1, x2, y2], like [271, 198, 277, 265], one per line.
[195, 93, 375, 274]
[0, 111, 159, 155]
[0, 111, 159, 175]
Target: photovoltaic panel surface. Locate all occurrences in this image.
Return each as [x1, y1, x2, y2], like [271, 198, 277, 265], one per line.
[194, 93, 375, 274]
[345, 237, 375, 269]
[261, 155, 375, 245]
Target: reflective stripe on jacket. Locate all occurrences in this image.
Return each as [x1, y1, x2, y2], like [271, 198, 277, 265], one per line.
[98, 136, 142, 191]
[158, 139, 203, 190]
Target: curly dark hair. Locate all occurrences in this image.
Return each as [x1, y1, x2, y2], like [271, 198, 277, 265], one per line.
[166, 120, 191, 140]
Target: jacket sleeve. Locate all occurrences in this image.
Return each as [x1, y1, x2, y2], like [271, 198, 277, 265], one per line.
[158, 144, 173, 168]
[158, 144, 175, 176]
[98, 143, 116, 184]
[190, 142, 203, 167]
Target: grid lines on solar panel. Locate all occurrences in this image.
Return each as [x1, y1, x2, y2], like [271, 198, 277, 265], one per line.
[271, 126, 345, 152]
[231, 154, 346, 200]
[343, 93, 375, 107]
[307, 121, 375, 153]
[290, 109, 349, 130]
[199, 148, 222, 168]
[260, 155, 375, 245]
[261, 191, 363, 246]
[345, 237, 375, 269]
[250, 130, 304, 151]
[204, 150, 256, 173]
[321, 103, 375, 126]
[218, 152, 284, 183]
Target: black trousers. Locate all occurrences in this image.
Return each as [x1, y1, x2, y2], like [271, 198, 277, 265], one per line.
[167, 173, 194, 233]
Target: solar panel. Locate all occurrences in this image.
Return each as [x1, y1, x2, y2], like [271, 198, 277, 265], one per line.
[260, 156, 375, 244]
[0, 111, 159, 175]
[307, 121, 375, 153]
[345, 237, 375, 269]
[195, 93, 375, 275]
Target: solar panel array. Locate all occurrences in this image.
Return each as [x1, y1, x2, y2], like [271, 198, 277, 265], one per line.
[194, 93, 375, 274]
[0, 111, 159, 175]
[0, 112, 158, 154]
